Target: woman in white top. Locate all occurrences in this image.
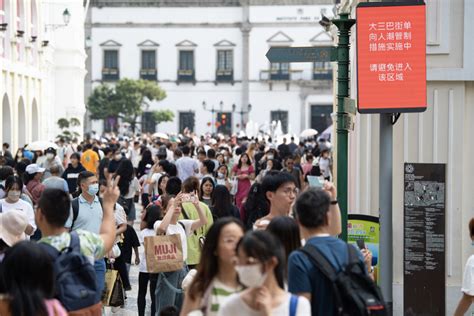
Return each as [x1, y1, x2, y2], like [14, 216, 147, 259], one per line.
[218, 230, 311, 316]
[454, 218, 474, 316]
[0, 175, 36, 236]
[154, 192, 208, 313]
[181, 217, 245, 316]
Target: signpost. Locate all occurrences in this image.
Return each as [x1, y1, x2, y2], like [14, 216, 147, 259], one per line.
[356, 2, 427, 313]
[265, 46, 336, 63]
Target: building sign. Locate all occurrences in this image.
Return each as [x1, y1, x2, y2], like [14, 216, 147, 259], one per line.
[356, 2, 426, 113]
[403, 163, 445, 316]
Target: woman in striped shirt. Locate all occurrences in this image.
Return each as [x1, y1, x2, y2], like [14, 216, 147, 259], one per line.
[181, 217, 245, 316]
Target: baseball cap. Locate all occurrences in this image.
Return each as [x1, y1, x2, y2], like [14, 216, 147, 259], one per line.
[25, 164, 45, 174]
[0, 210, 28, 247]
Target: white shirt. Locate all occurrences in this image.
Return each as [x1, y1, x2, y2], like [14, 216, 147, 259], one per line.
[176, 156, 199, 182]
[462, 254, 474, 295]
[153, 219, 194, 262]
[139, 228, 156, 272]
[124, 177, 140, 199]
[0, 198, 36, 232]
[218, 293, 311, 316]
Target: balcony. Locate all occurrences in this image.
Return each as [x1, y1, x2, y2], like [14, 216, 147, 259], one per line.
[313, 69, 333, 80]
[215, 69, 234, 83]
[102, 68, 119, 81]
[140, 68, 157, 81]
[177, 69, 195, 83]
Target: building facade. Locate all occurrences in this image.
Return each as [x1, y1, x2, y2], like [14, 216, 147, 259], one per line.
[0, 0, 87, 151]
[346, 0, 474, 314]
[87, 0, 335, 136]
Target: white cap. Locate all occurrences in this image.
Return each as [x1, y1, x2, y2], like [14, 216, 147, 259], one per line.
[25, 164, 45, 174]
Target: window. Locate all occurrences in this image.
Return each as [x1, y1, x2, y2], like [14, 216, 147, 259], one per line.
[179, 112, 195, 133]
[140, 50, 157, 80]
[178, 50, 195, 82]
[216, 50, 233, 82]
[270, 62, 290, 80]
[141, 112, 156, 133]
[102, 50, 119, 81]
[15, 0, 23, 61]
[313, 62, 332, 80]
[310, 105, 332, 135]
[271, 111, 288, 134]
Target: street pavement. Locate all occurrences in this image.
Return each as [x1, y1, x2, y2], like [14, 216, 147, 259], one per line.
[105, 204, 150, 315]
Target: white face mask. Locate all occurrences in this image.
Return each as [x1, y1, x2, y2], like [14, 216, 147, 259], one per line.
[46, 153, 54, 160]
[7, 190, 21, 202]
[235, 264, 267, 288]
[217, 172, 225, 179]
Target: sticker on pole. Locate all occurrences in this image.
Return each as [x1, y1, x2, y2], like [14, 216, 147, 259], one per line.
[356, 2, 426, 113]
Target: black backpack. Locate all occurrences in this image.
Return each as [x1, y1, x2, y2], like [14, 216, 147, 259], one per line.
[40, 231, 100, 311]
[299, 243, 387, 316]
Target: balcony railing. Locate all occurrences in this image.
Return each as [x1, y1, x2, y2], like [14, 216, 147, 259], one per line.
[140, 68, 157, 81]
[177, 69, 195, 82]
[260, 69, 333, 82]
[102, 68, 119, 81]
[215, 69, 234, 82]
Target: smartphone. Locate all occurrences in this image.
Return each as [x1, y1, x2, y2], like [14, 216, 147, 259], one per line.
[356, 239, 366, 250]
[307, 176, 323, 188]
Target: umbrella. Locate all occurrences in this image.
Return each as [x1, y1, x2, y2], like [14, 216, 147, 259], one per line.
[300, 128, 318, 138]
[320, 125, 333, 141]
[152, 132, 169, 140]
[26, 141, 58, 151]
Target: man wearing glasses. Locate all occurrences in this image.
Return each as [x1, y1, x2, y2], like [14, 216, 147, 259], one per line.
[253, 171, 298, 230]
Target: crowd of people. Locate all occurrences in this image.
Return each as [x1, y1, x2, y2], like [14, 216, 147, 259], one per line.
[0, 132, 381, 316]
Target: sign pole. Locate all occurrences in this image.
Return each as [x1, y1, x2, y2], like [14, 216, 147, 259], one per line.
[332, 13, 355, 242]
[379, 113, 394, 313]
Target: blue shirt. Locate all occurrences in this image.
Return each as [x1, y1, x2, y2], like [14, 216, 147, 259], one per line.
[288, 236, 366, 316]
[65, 195, 103, 234]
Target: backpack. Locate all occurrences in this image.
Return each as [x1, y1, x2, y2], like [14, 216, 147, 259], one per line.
[299, 243, 387, 316]
[39, 231, 100, 311]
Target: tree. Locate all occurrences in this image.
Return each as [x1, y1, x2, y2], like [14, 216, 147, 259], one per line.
[57, 117, 81, 142]
[152, 110, 175, 129]
[87, 79, 167, 133]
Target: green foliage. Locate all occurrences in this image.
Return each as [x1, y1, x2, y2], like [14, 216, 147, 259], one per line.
[57, 117, 81, 142]
[87, 79, 167, 132]
[152, 110, 175, 126]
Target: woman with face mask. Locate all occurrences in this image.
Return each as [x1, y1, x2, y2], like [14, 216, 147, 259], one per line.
[181, 218, 245, 316]
[0, 176, 36, 237]
[218, 230, 310, 316]
[215, 164, 232, 191]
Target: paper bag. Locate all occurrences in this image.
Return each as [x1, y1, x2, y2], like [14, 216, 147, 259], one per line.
[102, 269, 124, 307]
[144, 234, 184, 273]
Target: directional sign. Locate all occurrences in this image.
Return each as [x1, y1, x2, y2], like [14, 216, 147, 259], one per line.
[265, 46, 336, 63]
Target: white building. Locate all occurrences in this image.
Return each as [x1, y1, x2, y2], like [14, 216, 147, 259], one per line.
[87, 0, 335, 136]
[0, 0, 87, 151]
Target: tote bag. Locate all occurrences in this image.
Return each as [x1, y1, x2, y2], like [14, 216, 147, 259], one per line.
[144, 234, 184, 273]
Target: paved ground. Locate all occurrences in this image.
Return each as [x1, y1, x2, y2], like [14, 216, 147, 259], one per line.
[104, 204, 151, 315]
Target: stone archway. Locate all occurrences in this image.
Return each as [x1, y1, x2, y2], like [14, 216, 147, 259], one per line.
[18, 97, 26, 147]
[2, 94, 12, 145]
[32, 99, 39, 141]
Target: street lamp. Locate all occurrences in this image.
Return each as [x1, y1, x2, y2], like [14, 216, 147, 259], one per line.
[44, 8, 71, 32]
[232, 103, 252, 130]
[202, 100, 224, 134]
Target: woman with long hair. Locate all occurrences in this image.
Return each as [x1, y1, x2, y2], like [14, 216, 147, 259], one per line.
[241, 183, 269, 231]
[0, 241, 67, 316]
[218, 230, 310, 316]
[210, 185, 240, 220]
[115, 159, 140, 224]
[199, 177, 215, 208]
[215, 164, 232, 191]
[181, 218, 245, 316]
[137, 149, 154, 179]
[231, 153, 255, 211]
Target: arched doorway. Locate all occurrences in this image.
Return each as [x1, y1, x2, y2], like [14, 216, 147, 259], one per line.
[2, 94, 12, 145]
[31, 99, 39, 141]
[18, 97, 26, 147]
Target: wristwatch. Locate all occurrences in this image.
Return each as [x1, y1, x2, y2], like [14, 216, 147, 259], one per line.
[330, 200, 338, 205]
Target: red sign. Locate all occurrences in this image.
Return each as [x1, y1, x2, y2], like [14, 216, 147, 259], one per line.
[356, 3, 426, 113]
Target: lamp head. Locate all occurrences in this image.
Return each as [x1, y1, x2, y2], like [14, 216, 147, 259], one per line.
[63, 9, 71, 25]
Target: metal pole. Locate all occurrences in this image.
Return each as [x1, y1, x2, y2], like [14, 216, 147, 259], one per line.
[332, 13, 355, 241]
[379, 113, 393, 313]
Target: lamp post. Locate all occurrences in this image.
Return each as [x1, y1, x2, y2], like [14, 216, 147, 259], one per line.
[232, 103, 252, 130]
[44, 8, 71, 32]
[202, 100, 223, 134]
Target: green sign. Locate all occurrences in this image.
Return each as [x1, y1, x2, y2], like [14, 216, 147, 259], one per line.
[348, 214, 380, 284]
[265, 46, 336, 63]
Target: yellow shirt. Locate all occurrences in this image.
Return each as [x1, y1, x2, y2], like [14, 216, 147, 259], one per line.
[80, 149, 99, 173]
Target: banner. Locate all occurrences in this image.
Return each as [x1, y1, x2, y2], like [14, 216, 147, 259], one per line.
[348, 214, 380, 284]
